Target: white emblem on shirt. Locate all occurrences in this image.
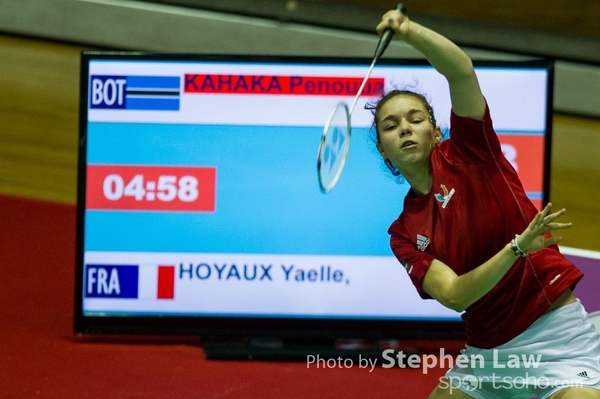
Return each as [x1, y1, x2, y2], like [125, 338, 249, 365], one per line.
[400, 261, 413, 274]
[549, 274, 561, 285]
[417, 234, 431, 251]
[434, 184, 455, 209]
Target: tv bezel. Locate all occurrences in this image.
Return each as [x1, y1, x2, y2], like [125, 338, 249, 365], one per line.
[74, 52, 553, 342]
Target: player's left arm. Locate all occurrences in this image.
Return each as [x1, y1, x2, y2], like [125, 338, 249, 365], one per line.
[422, 203, 571, 312]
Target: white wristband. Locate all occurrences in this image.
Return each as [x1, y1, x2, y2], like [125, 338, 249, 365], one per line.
[511, 234, 529, 257]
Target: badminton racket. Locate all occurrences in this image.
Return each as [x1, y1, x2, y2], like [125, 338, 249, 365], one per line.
[316, 3, 406, 193]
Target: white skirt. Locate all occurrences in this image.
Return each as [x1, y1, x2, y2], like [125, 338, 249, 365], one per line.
[445, 299, 600, 399]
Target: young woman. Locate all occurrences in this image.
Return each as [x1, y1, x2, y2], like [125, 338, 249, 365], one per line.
[373, 7, 600, 399]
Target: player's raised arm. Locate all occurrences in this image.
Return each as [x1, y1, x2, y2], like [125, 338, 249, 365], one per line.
[377, 9, 486, 120]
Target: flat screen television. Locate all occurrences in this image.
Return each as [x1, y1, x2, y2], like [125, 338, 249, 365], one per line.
[74, 53, 553, 356]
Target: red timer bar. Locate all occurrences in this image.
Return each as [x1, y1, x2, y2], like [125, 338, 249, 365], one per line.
[86, 165, 216, 212]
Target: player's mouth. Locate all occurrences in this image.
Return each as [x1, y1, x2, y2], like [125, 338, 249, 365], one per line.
[401, 140, 417, 149]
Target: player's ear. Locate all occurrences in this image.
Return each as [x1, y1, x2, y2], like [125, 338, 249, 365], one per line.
[434, 126, 442, 143]
[376, 142, 386, 158]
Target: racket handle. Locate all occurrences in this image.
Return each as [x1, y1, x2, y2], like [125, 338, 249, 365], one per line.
[373, 3, 407, 62]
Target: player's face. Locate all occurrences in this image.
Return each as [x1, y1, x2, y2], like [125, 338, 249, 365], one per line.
[375, 95, 441, 173]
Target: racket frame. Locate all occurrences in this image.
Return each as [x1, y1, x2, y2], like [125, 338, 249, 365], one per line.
[317, 101, 351, 193]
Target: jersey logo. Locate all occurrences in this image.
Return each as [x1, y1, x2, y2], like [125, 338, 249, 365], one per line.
[400, 260, 413, 274]
[417, 234, 431, 251]
[577, 371, 590, 379]
[434, 184, 455, 208]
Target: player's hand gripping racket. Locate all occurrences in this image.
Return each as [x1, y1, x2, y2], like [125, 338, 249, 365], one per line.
[316, 3, 406, 193]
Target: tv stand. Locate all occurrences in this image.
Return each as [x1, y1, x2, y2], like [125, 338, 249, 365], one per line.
[202, 336, 418, 364]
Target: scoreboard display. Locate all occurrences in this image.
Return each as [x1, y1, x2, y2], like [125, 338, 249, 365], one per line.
[74, 54, 552, 337]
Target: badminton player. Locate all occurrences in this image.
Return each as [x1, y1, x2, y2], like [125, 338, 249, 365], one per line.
[372, 7, 600, 399]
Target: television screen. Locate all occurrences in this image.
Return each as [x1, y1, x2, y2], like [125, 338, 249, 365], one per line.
[74, 53, 552, 345]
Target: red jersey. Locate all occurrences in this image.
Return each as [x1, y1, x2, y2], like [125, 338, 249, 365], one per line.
[388, 103, 583, 349]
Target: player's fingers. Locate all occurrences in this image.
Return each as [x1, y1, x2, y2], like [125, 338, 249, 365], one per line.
[544, 221, 572, 231]
[544, 208, 567, 223]
[544, 235, 563, 247]
[376, 14, 396, 35]
[540, 202, 552, 217]
[530, 203, 558, 230]
[530, 210, 545, 228]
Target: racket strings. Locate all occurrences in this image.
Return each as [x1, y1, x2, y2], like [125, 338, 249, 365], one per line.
[317, 102, 350, 192]
[323, 126, 346, 172]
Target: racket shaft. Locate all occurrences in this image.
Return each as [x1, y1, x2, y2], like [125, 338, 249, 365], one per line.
[373, 3, 406, 61]
[348, 4, 406, 115]
[348, 58, 377, 115]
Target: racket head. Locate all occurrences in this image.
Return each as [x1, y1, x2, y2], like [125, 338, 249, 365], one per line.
[317, 101, 351, 193]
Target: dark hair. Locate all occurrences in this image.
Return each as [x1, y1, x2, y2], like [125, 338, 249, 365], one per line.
[365, 89, 438, 178]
